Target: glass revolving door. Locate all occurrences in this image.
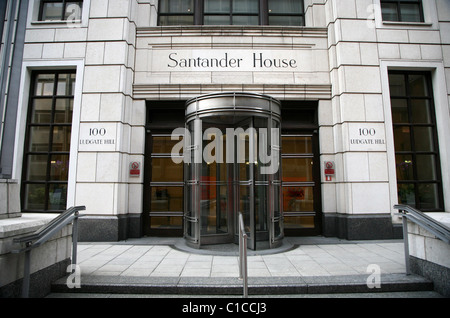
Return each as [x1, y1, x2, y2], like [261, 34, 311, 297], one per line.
[183, 93, 283, 250]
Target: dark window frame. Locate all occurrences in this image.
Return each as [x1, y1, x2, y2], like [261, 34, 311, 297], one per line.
[38, 0, 84, 21]
[380, 0, 424, 23]
[389, 70, 444, 211]
[21, 70, 76, 213]
[157, 0, 305, 26]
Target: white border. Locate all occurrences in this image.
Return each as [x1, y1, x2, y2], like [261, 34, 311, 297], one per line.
[12, 59, 85, 209]
[380, 60, 450, 216]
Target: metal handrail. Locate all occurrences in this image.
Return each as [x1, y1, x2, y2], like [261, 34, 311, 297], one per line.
[238, 212, 248, 298]
[12, 206, 86, 298]
[394, 204, 450, 275]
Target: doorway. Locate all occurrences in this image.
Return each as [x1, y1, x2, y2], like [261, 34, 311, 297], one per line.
[183, 93, 283, 250]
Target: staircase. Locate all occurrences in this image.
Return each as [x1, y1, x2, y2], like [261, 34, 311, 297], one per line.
[49, 273, 439, 297]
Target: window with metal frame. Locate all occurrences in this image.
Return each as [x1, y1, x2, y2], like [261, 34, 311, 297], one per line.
[158, 0, 305, 26]
[22, 71, 76, 212]
[39, 0, 83, 21]
[380, 0, 424, 22]
[389, 71, 444, 211]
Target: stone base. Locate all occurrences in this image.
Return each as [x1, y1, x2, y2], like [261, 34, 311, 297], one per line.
[78, 214, 142, 242]
[322, 213, 403, 240]
[0, 213, 73, 298]
[410, 256, 450, 297]
[0, 179, 21, 220]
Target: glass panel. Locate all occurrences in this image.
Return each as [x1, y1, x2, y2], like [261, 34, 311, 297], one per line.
[284, 216, 315, 229]
[151, 216, 183, 229]
[205, 0, 230, 13]
[159, 15, 194, 25]
[64, 2, 83, 20]
[48, 183, 67, 210]
[268, 0, 302, 14]
[153, 136, 182, 154]
[393, 126, 411, 151]
[49, 154, 70, 181]
[395, 154, 413, 181]
[232, 15, 258, 25]
[57, 73, 76, 96]
[381, 3, 399, 21]
[52, 126, 72, 151]
[29, 127, 50, 152]
[400, 3, 421, 22]
[35, 74, 55, 96]
[42, 2, 63, 20]
[233, 0, 258, 13]
[389, 74, 406, 96]
[391, 99, 408, 123]
[54, 99, 73, 124]
[418, 183, 440, 210]
[409, 74, 429, 97]
[26, 155, 48, 181]
[255, 185, 267, 231]
[151, 187, 184, 212]
[24, 184, 46, 210]
[160, 0, 194, 13]
[397, 183, 415, 207]
[151, 158, 183, 182]
[411, 99, 432, 124]
[283, 186, 314, 212]
[31, 99, 53, 124]
[204, 15, 230, 25]
[282, 136, 312, 154]
[269, 16, 303, 26]
[282, 158, 313, 182]
[413, 127, 435, 152]
[416, 155, 437, 181]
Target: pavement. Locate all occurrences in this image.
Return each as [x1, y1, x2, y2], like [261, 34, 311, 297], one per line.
[47, 237, 446, 298]
[73, 237, 407, 278]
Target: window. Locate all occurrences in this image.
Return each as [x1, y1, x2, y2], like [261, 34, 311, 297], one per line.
[158, 0, 304, 26]
[389, 71, 444, 211]
[22, 71, 76, 212]
[380, 0, 424, 22]
[39, 0, 83, 21]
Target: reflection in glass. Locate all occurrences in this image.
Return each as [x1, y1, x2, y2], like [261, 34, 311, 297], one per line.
[50, 154, 70, 181]
[284, 216, 315, 229]
[391, 99, 408, 123]
[29, 127, 50, 152]
[152, 158, 183, 182]
[26, 155, 48, 181]
[24, 184, 46, 210]
[398, 183, 415, 207]
[31, 99, 53, 124]
[409, 74, 429, 97]
[52, 126, 71, 151]
[389, 74, 406, 96]
[57, 73, 76, 96]
[35, 74, 55, 96]
[151, 216, 183, 229]
[151, 187, 184, 212]
[48, 184, 67, 210]
[42, 3, 63, 20]
[282, 136, 312, 154]
[153, 136, 182, 154]
[413, 127, 434, 152]
[381, 3, 398, 21]
[268, 0, 302, 13]
[395, 155, 413, 181]
[400, 3, 421, 22]
[282, 158, 313, 182]
[418, 184, 440, 210]
[393, 126, 411, 151]
[411, 100, 432, 124]
[283, 186, 314, 212]
[416, 155, 437, 181]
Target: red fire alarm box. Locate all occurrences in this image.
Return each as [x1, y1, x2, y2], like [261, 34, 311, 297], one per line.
[129, 161, 141, 177]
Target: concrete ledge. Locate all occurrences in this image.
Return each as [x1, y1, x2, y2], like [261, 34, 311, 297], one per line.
[51, 274, 433, 296]
[0, 213, 73, 297]
[407, 213, 450, 297]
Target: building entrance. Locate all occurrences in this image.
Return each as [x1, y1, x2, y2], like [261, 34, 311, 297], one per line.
[183, 93, 283, 250]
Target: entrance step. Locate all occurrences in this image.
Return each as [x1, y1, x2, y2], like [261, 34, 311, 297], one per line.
[50, 274, 435, 296]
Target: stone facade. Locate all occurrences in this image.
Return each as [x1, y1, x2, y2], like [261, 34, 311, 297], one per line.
[6, 0, 450, 241]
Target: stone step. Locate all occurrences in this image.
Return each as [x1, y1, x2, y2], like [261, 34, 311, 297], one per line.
[51, 273, 434, 296]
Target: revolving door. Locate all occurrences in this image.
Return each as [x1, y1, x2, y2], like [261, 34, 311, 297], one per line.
[184, 93, 283, 250]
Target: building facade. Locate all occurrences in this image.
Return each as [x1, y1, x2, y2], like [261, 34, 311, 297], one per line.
[1, 0, 449, 247]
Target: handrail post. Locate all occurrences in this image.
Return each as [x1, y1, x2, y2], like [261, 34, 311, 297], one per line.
[401, 211, 411, 275]
[71, 211, 79, 270]
[22, 246, 31, 298]
[238, 212, 248, 298]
